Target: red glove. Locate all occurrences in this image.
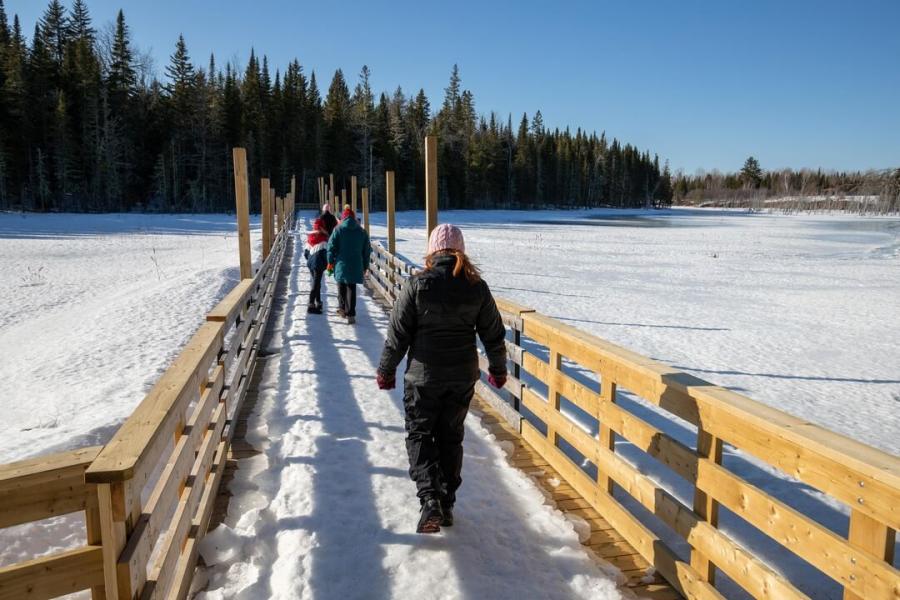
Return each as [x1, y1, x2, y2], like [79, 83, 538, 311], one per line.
[488, 373, 507, 389]
[376, 371, 396, 390]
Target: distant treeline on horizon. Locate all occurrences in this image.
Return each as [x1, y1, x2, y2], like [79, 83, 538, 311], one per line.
[0, 1, 896, 215]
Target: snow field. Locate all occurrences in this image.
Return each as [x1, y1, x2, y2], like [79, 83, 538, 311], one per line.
[0, 213, 261, 463]
[194, 229, 629, 600]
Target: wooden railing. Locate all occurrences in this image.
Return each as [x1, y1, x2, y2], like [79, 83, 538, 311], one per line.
[0, 172, 293, 600]
[82, 222, 288, 600]
[367, 241, 900, 600]
[0, 447, 105, 598]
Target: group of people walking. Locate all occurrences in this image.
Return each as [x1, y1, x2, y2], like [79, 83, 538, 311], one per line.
[304, 203, 370, 324]
[303, 207, 508, 534]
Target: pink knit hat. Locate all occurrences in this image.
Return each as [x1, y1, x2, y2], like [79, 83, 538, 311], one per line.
[428, 224, 465, 254]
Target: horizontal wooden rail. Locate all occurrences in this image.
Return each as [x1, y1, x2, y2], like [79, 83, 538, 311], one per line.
[0, 446, 104, 600]
[368, 242, 900, 600]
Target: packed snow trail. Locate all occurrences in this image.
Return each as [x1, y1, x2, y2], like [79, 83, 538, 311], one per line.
[195, 232, 625, 600]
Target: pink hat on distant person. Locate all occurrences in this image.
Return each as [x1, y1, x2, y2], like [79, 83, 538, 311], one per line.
[428, 224, 465, 255]
[322, 204, 332, 213]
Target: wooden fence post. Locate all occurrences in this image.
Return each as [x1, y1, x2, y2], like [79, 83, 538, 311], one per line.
[291, 175, 297, 225]
[425, 135, 438, 245]
[329, 173, 335, 210]
[362, 187, 369, 234]
[691, 429, 724, 584]
[276, 196, 284, 234]
[341, 188, 347, 211]
[844, 511, 896, 600]
[351, 175, 358, 213]
[546, 349, 562, 446]
[232, 148, 252, 279]
[261, 177, 272, 260]
[97, 480, 139, 599]
[598, 379, 617, 494]
[386, 171, 396, 255]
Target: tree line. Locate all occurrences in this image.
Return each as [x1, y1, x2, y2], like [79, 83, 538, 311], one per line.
[0, 0, 673, 213]
[672, 156, 900, 213]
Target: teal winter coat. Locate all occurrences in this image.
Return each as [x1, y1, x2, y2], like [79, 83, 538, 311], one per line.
[327, 216, 371, 284]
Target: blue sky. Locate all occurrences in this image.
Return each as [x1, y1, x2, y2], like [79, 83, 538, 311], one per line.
[8, 0, 900, 173]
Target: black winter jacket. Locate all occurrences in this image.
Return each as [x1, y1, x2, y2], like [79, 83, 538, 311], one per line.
[378, 255, 507, 385]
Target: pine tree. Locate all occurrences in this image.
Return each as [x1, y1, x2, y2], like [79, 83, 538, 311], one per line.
[741, 156, 763, 188]
[107, 10, 134, 107]
[323, 68, 354, 182]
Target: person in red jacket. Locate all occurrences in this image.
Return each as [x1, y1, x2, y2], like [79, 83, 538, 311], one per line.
[304, 217, 329, 314]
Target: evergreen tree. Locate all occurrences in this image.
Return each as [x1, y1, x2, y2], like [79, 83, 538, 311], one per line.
[741, 156, 763, 188]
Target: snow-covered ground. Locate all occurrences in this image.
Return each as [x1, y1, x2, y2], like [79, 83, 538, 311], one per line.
[193, 234, 626, 599]
[0, 213, 259, 463]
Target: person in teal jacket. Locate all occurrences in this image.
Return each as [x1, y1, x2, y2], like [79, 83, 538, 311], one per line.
[327, 206, 371, 324]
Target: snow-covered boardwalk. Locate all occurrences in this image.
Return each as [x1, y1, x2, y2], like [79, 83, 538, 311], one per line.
[194, 236, 627, 599]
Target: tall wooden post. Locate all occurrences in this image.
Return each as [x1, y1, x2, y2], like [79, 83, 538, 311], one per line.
[276, 196, 284, 234]
[362, 187, 370, 234]
[232, 148, 252, 279]
[329, 173, 335, 208]
[341, 188, 347, 211]
[425, 135, 438, 245]
[291, 175, 297, 225]
[386, 170, 396, 255]
[351, 176, 358, 213]
[318, 177, 324, 206]
[261, 177, 272, 260]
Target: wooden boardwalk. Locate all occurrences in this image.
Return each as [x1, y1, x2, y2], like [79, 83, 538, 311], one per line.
[471, 396, 680, 600]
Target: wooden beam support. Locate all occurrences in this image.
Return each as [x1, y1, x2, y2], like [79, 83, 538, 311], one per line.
[351, 175, 358, 213]
[425, 135, 438, 245]
[261, 178, 272, 260]
[232, 148, 252, 279]
[386, 171, 396, 255]
[362, 187, 370, 234]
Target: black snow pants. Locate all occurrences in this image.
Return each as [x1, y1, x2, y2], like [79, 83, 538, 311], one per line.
[338, 282, 357, 317]
[308, 267, 324, 308]
[403, 380, 475, 505]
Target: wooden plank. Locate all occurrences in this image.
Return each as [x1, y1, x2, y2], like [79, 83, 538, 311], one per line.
[351, 175, 357, 213]
[845, 509, 896, 600]
[425, 136, 438, 246]
[117, 366, 224, 595]
[519, 308, 900, 531]
[261, 177, 272, 260]
[168, 439, 228, 600]
[232, 148, 252, 279]
[205, 280, 253, 325]
[522, 387, 808, 600]
[0, 545, 104, 600]
[145, 403, 227, 599]
[0, 446, 101, 528]
[691, 429, 723, 583]
[520, 420, 722, 600]
[474, 381, 521, 432]
[598, 378, 616, 494]
[86, 321, 223, 484]
[362, 187, 369, 234]
[386, 171, 396, 254]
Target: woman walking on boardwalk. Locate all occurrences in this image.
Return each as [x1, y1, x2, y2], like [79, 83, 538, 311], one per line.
[376, 224, 508, 533]
[326, 206, 371, 324]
